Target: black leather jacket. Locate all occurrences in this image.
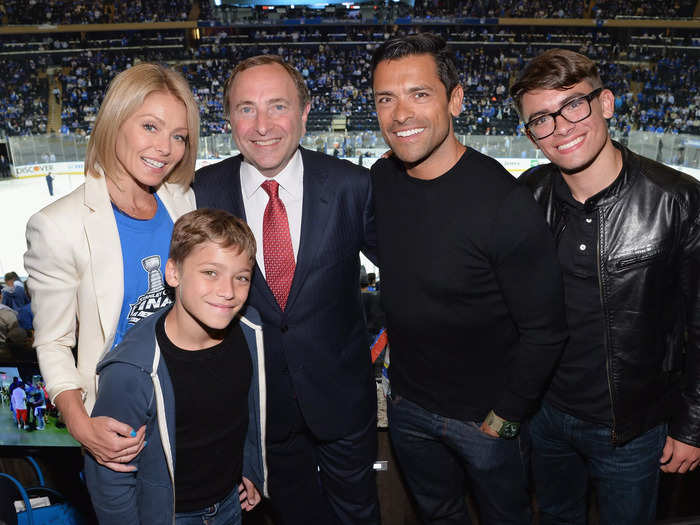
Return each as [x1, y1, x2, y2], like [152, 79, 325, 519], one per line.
[520, 142, 700, 446]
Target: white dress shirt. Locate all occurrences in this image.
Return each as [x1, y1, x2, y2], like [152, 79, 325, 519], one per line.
[240, 149, 303, 277]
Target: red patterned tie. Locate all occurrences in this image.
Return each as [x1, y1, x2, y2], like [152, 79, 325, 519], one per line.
[261, 180, 295, 310]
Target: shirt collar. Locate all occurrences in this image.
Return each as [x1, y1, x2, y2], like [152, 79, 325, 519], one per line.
[554, 159, 627, 212]
[240, 148, 303, 199]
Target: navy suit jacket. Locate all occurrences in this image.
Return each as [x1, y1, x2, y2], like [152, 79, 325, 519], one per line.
[194, 148, 377, 441]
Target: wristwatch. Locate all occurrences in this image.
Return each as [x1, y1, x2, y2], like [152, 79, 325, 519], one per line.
[484, 410, 520, 439]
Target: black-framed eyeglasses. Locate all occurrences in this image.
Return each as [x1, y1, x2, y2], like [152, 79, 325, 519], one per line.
[524, 87, 603, 140]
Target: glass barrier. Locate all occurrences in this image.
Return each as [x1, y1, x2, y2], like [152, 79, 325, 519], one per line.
[8, 129, 699, 170]
[7, 134, 88, 166]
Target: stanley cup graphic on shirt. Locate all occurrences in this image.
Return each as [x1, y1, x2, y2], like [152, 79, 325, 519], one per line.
[127, 255, 172, 324]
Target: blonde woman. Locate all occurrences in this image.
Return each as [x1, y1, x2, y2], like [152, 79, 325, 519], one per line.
[24, 63, 199, 470]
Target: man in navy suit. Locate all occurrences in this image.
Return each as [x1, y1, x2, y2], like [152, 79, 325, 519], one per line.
[193, 55, 379, 525]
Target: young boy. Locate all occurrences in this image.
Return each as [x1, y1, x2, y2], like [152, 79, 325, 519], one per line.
[85, 209, 267, 525]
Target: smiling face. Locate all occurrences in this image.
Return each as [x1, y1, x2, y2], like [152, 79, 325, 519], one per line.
[165, 241, 253, 345]
[373, 53, 463, 178]
[520, 79, 615, 174]
[227, 63, 310, 178]
[114, 91, 188, 190]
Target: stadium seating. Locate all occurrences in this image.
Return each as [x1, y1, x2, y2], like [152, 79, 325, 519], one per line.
[0, 3, 697, 139]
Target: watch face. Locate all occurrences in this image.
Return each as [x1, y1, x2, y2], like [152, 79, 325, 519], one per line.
[499, 422, 520, 439]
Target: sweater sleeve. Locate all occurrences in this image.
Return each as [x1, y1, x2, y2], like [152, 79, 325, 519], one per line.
[84, 362, 154, 525]
[488, 185, 568, 421]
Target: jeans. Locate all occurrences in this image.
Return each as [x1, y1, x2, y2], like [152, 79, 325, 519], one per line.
[529, 401, 666, 525]
[175, 486, 241, 525]
[388, 394, 531, 525]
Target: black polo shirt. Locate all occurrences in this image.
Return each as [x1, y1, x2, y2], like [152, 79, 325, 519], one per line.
[545, 173, 619, 426]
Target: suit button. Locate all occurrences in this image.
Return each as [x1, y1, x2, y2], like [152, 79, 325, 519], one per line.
[280, 324, 289, 333]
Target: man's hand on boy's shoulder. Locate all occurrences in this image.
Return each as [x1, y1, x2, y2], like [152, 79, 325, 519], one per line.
[239, 476, 261, 511]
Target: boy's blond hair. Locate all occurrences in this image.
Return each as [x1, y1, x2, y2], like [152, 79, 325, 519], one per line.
[169, 209, 256, 266]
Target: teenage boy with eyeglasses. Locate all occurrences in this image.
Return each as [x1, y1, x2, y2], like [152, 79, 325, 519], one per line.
[513, 48, 700, 525]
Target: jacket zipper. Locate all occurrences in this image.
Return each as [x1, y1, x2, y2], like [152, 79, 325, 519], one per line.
[596, 209, 618, 443]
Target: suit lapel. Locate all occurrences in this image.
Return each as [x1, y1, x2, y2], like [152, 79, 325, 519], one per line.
[284, 148, 332, 312]
[83, 175, 123, 346]
[226, 161, 247, 222]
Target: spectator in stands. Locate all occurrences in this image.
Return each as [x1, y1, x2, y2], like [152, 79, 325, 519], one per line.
[513, 48, 700, 525]
[2, 272, 29, 312]
[0, 294, 27, 347]
[3, 23, 696, 139]
[24, 63, 198, 472]
[16, 281, 34, 334]
[1, 0, 193, 24]
[0, 57, 48, 137]
[370, 33, 567, 525]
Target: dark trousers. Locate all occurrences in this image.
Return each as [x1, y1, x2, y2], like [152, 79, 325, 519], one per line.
[529, 401, 666, 525]
[266, 403, 380, 525]
[388, 394, 531, 525]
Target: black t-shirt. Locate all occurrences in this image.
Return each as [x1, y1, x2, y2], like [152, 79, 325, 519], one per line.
[371, 149, 567, 422]
[156, 315, 252, 512]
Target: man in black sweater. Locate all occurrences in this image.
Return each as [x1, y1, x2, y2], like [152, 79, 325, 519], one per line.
[370, 33, 567, 524]
[513, 49, 700, 525]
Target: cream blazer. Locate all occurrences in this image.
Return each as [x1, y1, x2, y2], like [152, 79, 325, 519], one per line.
[24, 173, 195, 413]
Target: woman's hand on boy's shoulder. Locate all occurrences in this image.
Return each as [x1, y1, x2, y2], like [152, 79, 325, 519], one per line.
[83, 417, 147, 472]
[57, 388, 146, 472]
[239, 476, 261, 511]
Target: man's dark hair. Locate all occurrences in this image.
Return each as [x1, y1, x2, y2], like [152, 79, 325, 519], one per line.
[371, 33, 460, 99]
[510, 49, 603, 116]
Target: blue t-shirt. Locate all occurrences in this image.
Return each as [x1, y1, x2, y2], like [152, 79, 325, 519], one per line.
[113, 194, 173, 347]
